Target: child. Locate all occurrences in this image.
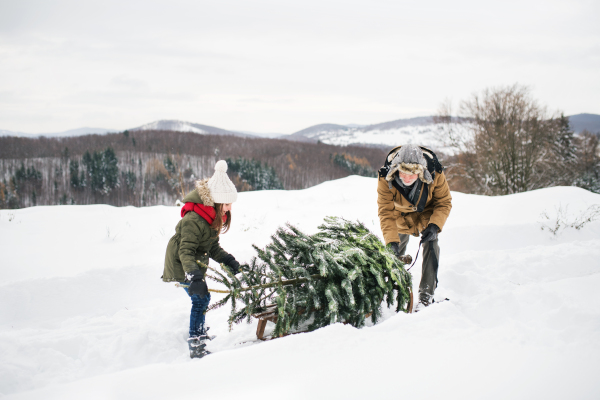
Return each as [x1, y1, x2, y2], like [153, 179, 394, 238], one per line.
[162, 160, 241, 358]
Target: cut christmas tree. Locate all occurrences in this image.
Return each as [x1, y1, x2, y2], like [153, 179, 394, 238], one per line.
[204, 217, 413, 337]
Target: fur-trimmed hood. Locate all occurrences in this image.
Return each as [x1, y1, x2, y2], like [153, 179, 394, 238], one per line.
[181, 179, 215, 206]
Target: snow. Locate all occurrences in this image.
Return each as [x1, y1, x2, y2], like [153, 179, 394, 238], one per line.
[300, 123, 469, 154]
[1, 177, 600, 399]
[132, 120, 207, 134]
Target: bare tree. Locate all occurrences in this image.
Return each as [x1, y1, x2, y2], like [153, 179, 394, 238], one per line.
[437, 84, 567, 195]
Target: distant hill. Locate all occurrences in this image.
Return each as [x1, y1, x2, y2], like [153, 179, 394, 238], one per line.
[129, 120, 256, 138]
[2, 114, 597, 145]
[0, 129, 28, 136]
[568, 114, 600, 134]
[280, 116, 456, 153]
[0, 127, 118, 137]
[0, 120, 255, 139]
[281, 114, 600, 151]
[287, 123, 351, 143]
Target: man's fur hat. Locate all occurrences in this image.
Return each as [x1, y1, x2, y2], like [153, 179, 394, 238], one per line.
[385, 144, 434, 184]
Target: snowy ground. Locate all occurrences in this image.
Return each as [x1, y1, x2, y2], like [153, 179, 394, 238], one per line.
[1, 176, 600, 399]
[299, 123, 469, 154]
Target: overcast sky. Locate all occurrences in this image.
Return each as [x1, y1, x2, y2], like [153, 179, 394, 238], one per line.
[0, 0, 598, 134]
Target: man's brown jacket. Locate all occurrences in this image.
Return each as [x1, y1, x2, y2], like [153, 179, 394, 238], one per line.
[377, 146, 452, 244]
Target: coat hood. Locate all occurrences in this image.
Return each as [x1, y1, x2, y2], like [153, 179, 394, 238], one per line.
[182, 179, 215, 206]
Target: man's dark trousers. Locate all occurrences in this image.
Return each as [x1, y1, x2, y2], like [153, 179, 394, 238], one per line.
[397, 233, 440, 304]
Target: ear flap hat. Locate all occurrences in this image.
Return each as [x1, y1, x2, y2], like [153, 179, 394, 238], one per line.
[385, 144, 434, 184]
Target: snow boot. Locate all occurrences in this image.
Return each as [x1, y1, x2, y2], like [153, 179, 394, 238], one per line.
[187, 327, 215, 359]
[414, 297, 450, 313]
[187, 337, 210, 358]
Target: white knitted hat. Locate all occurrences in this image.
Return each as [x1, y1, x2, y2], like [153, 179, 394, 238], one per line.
[207, 160, 238, 204]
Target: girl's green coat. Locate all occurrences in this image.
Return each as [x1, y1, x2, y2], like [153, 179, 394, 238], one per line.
[162, 180, 230, 282]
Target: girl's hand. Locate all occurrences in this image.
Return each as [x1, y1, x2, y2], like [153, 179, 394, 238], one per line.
[186, 270, 209, 297]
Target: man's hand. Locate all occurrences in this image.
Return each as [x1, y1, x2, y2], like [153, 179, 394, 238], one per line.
[420, 224, 440, 243]
[388, 242, 402, 258]
[186, 270, 209, 297]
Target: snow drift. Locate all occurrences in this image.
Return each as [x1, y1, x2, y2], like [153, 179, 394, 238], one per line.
[1, 176, 599, 399]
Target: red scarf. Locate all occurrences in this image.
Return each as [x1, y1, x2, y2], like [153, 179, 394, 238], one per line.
[181, 203, 227, 225]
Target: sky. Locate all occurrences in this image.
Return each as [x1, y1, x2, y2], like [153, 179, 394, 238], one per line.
[0, 0, 599, 135]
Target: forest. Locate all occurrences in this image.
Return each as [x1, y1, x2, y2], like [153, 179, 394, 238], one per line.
[0, 130, 384, 208]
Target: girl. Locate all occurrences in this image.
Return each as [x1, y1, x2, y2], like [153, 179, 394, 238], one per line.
[162, 160, 241, 358]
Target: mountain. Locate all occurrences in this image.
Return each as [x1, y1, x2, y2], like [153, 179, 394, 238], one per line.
[287, 123, 352, 143]
[568, 113, 600, 134]
[129, 120, 256, 138]
[2, 113, 597, 143]
[282, 113, 600, 151]
[0, 129, 28, 137]
[282, 116, 455, 152]
[0, 120, 255, 139]
[0, 127, 118, 137]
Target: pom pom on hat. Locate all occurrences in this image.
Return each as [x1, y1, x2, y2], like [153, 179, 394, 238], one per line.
[208, 160, 237, 204]
[215, 160, 228, 173]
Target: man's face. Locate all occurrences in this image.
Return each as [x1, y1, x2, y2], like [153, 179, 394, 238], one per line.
[399, 171, 418, 185]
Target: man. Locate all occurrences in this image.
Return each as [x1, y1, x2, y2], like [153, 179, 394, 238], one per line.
[377, 144, 452, 308]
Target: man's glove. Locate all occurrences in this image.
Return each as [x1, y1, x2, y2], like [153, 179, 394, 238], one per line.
[388, 242, 402, 258]
[186, 270, 208, 297]
[420, 223, 440, 243]
[221, 254, 240, 275]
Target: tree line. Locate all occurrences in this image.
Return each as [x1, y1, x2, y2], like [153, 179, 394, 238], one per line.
[0, 131, 386, 208]
[435, 84, 600, 195]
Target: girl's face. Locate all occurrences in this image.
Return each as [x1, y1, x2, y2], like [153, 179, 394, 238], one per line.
[221, 203, 232, 215]
[399, 171, 419, 185]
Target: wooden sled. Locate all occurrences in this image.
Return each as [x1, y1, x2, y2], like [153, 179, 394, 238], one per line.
[253, 287, 414, 340]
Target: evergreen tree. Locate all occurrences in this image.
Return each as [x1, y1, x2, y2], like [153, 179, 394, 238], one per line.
[82, 148, 120, 194]
[331, 153, 376, 177]
[102, 148, 119, 191]
[122, 170, 137, 191]
[14, 163, 42, 182]
[69, 160, 81, 188]
[548, 114, 578, 186]
[163, 156, 176, 175]
[554, 115, 577, 163]
[226, 157, 284, 190]
[206, 217, 412, 337]
[574, 131, 600, 193]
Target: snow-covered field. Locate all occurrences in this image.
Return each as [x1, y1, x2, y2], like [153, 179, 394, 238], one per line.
[298, 123, 468, 153]
[1, 176, 600, 399]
